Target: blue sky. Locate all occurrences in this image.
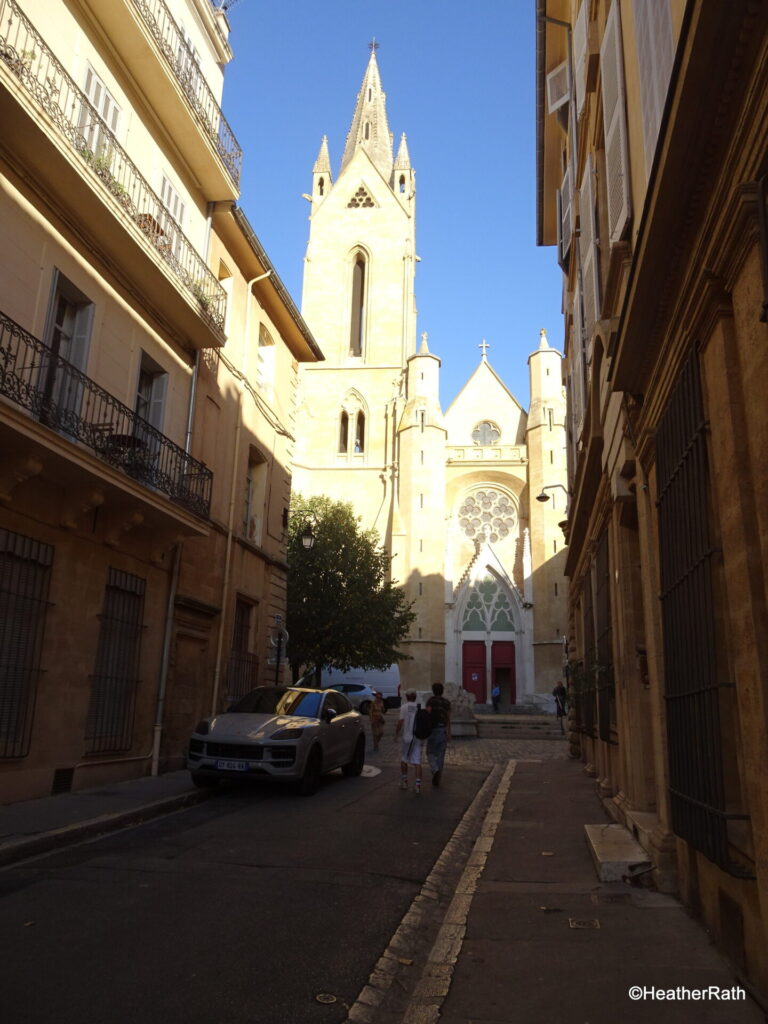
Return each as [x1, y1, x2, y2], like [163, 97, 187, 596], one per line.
[221, 0, 563, 410]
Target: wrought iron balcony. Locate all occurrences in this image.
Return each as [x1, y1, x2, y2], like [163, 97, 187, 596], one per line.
[0, 0, 226, 336]
[131, 0, 242, 187]
[0, 311, 212, 519]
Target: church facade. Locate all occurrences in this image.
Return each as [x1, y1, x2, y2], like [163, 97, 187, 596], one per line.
[293, 51, 568, 707]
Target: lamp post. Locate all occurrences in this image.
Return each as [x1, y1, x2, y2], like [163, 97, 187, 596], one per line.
[536, 483, 569, 505]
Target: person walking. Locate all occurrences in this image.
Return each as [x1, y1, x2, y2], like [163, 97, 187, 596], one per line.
[552, 681, 567, 733]
[394, 689, 423, 793]
[491, 683, 501, 713]
[369, 690, 385, 751]
[426, 682, 451, 787]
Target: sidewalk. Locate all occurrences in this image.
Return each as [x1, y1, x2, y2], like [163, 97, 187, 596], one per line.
[436, 758, 764, 1023]
[0, 770, 211, 867]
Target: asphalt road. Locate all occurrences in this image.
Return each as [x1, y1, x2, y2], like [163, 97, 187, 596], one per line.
[0, 763, 488, 1024]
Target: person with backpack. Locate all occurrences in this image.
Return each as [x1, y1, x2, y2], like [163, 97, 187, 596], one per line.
[426, 682, 451, 786]
[395, 689, 428, 793]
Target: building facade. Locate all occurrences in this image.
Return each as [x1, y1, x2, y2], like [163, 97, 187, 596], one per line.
[0, 0, 320, 802]
[537, 0, 768, 999]
[293, 51, 569, 706]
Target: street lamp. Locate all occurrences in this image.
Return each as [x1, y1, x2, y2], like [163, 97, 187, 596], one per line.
[536, 483, 570, 503]
[300, 523, 315, 550]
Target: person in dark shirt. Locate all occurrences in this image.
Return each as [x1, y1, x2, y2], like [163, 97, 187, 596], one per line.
[426, 682, 452, 787]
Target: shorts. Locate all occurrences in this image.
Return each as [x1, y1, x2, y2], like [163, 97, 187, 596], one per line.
[401, 737, 423, 765]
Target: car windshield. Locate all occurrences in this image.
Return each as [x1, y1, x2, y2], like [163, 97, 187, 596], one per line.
[228, 687, 323, 718]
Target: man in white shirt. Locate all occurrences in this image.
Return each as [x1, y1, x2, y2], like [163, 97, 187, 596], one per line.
[394, 689, 423, 793]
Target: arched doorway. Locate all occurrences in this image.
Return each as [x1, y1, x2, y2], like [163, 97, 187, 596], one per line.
[459, 574, 518, 707]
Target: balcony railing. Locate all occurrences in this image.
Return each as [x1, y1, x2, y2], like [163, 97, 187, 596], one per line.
[131, 0, 242, 187]
[0, 0, 226, 336]
[0, 311, 212, 519]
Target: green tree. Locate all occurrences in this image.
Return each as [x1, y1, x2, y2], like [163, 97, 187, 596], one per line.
[286, 494, 415, 681]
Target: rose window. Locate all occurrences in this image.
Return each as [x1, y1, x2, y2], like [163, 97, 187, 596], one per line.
[458, 490, 517, 543]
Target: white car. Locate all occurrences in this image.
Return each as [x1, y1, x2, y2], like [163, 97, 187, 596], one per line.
[321, 681, 377, 714]
[187, 686, 365, 795]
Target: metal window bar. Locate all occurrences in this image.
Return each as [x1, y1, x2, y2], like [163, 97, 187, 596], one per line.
[130, 0, 242, 187]
[595, 528, 616, 743]
[85, 568, 145, 754]
[0, 529, 53, 759]
[0, 310, 212, 518]
[656, 348, 749, 876]
[581, 573, 597, 738]
[225, 650, 259, 702]
[0, 0, 226, 334]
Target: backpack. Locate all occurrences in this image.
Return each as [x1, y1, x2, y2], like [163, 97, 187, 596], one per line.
[413, 703, 433, 740]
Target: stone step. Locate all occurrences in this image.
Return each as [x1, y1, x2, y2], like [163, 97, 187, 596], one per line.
[584, 823, 651, 882]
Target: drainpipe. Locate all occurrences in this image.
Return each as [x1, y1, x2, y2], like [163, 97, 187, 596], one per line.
[209, 268, 273, 716]
[151, 540, 182, 776]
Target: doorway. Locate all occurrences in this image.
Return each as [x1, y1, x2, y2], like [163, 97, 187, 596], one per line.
[462, 640, 486, 703]
[492, 640, 516, 707]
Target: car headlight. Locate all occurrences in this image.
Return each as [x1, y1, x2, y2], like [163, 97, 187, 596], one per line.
[270, 727, 304, 739]
[194, 720, 210, 735]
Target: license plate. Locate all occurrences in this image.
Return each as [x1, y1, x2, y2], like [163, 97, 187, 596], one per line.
[216, 759, 249, 772]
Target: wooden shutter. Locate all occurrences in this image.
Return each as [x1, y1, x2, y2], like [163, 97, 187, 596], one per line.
[573, 1, 589, 118]
[579, 154, 601, 342]
[600, 0, 631, 243]
[557, 164, 574, 270]
[546, 60, 570, 114]
[571, 279, 586, 438]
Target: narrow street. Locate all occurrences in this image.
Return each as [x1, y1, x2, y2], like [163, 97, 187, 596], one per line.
[0, 738, 492, 1024]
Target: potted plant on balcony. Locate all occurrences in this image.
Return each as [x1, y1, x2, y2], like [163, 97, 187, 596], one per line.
[190, 279, 212, 313]
[1, 46, 35, 78]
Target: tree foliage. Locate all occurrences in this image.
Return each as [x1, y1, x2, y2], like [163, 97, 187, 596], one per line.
[286, 494, 415, 678]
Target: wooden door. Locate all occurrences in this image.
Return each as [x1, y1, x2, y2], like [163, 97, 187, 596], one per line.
[492, 641, 516, 706]
[462, 641, 486, 703]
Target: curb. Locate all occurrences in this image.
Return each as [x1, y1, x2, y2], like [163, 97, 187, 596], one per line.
[0, 787, 215, 868]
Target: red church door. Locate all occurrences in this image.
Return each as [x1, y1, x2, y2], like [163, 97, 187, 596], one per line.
[492, 641, 516, 706]
[462, 641, 486, 704]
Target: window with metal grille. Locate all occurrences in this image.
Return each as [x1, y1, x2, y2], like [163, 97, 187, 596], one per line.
[594, 527, 616, 743]
[84, 569, 145, 754]
[657, 348, 750, 876]
[0, 530, 53, 759]
[226, 599, 258, 701]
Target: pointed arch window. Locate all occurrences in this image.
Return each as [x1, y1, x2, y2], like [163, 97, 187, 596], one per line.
[339, 411, 349, 453]
[354, 411, 365, 453]
[349, 254, 366, 356]
[364, 122, 370, 140]
[399, 175, 406, 194]
[318, 177, 325, 196]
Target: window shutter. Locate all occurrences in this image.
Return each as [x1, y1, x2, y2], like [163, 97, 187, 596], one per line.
[148, 371, 167, 431]
[600, 0, 631, 244]
[558, 164, 574, 270]
[633, 0, 674, 179]
[573, 1, 588, 118]
[546, 60, 570, 114]
[571, 280, 586, 437]
[578, 154, 601, 342]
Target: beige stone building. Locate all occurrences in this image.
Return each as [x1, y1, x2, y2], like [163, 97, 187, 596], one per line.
[294, 51, 568, 706]
[537, 0, 768, 1000]
[0, 0, 320, 802]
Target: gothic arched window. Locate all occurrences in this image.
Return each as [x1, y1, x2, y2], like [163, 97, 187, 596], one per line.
[355, 411, 365, 453]
[471, 420, 501, 445]
[399, 175, 406, 194]
[318, 177, 324, 196]
[339, 411, 349, 453]
[349, 255, 366, 356]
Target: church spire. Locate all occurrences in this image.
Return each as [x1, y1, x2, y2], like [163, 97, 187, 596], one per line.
[340, 45, 393, 180]
[313, 135, 331, 174]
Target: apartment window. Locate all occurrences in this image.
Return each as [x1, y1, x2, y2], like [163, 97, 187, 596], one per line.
[257, 323, 275, 393]
[0, 529, 53, 759]
[243, 447, 268, 546]
[601, 0, 632, 243]
[41, 271, 94, 425]
[85, 569, 145, 754]
[135, 352, 168, 431]
[349, 255, 366, 356]
[160, 176, 186, 256]
[178, 26, 203, 101]
[79, 65, 121, 158]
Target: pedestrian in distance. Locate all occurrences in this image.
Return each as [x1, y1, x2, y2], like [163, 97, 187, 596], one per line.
[552, 680, 567, 733]
[369, 690, 385, 751]
[491, 682, 501, 714]
[426, 682, 451, 787]
[395, 689, 424, 793]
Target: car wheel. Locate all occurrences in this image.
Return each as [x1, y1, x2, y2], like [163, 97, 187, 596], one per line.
[342, 735, 365, 777]
[191, 772, 219, 789]
[358, 700, 371, 715]
[297, 746, 323, 796]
